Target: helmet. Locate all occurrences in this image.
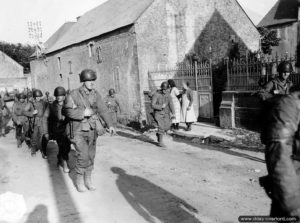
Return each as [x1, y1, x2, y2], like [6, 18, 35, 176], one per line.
[18, 93, 26, 99]
[54, 86, 66, 97]
[79, 69, 97, 82]
[161, 82, 168, 90]
[33, 89, 43, 98]
[109, 88, 115, 95]
[277, 61, 293, 73]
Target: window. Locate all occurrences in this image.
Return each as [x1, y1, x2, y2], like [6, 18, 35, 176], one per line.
[96, 46, 103, 64]
[276, 28, 281, 38]
[57, 56, 61, 70]
[88, 42, 94, 57]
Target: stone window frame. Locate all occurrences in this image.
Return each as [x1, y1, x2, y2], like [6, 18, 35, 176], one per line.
[96, 45, 103, 64]
[88, 41, 95, 58]
[57, 56, 61, 71]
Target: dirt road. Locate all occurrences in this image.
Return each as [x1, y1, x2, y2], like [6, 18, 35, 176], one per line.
[0, 128, 269, 223]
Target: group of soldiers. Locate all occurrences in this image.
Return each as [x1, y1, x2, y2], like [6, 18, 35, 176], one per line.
[4, 60, 300, 218]
[9, 69, 116, 192]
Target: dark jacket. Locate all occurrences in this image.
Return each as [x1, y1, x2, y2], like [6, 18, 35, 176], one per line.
[262, 93, 300, 214]
[63, 86, 112, 136]
[43, 101, 68, 137]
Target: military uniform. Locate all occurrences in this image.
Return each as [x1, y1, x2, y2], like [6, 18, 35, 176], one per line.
[261, 93, 300, 220]
[29, 90, 48, 157]
[11, 96, 33, 147]
[151, 83, 175, 147]
[0, 97, 5, 137]
[43, 87, 70, 172]
[258, 77, 293, 100]
[105, 95, 120, 127]
[63, 69, 113, 192]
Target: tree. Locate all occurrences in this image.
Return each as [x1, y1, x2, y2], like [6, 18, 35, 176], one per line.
[0, 41, 35, 74]
[258, 27, 281, 55]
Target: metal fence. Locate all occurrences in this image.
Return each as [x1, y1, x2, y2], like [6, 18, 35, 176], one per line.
[226, 55, 300, 91]
[148, 61, 212, 91]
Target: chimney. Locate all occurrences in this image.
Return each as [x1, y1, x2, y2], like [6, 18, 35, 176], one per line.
[76, 16, 81, 21]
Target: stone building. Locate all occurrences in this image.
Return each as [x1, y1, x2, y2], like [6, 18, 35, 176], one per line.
[258, 0, 299, 58]
[0, 50, 30, 92]
[30, 0, 260, 121]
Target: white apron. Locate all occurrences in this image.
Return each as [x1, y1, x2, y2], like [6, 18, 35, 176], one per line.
[181, 93, 196, 123]
[170, 87, 181, 123]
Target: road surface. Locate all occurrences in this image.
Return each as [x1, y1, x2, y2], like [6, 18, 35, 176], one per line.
[0, 127, 269, 223]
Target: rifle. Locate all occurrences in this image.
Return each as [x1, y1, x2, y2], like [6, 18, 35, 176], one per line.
[45, 92, 49, 104]
[66, 85, 74, 140]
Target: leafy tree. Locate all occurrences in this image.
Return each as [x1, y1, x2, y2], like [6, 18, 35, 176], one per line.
[0, 41, 35, 73]
[258, 27, 281, 55]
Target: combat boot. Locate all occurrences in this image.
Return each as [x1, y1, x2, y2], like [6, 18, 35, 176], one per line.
[157, 133, 166, 148]
[17, 139, 22, 148]
[62, 160, 70, 173]
[75, 174, 86, 192]
[84, 170, 96, 191]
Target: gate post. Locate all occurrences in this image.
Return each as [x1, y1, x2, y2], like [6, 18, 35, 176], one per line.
[194, 61, 198, 91]
[226, 58, 230, 90]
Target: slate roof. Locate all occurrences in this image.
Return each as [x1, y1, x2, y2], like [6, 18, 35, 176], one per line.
[46, 0, 154, 54]
[258, 0, 298, 27]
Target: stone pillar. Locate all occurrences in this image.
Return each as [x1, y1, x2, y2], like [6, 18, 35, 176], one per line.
[219, 91, 235, 128]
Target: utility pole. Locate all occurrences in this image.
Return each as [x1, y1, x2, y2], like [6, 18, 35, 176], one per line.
[27, 21, 43, 58]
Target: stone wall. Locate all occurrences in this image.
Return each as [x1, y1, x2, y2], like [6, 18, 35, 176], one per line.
[134, 0, 260, 120]
[270, 23, 298, 58]
[0, 51, 24, 78]
[30, 26, 141, 118]
[135, 0, 260, 91]
[219, 91, 262, 131]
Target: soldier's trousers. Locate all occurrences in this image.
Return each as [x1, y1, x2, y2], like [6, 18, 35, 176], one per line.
[0, 116, 3, 135]
[31, 124, 47, 155]
[16, 124, 28, 144]
[154, 113, 171, 134]
[56, 135, 70, 161]
[73, 130, 97, 175]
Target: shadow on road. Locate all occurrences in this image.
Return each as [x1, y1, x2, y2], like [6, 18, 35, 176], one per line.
[172, 137, 265, 163]
[111, 167, 202, 223]
[25, 204, 49, 223]
[46, 142, 82, 223]
[116, 131, 158, 146]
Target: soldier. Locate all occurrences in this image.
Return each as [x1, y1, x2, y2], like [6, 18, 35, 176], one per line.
[260, 85, 300, 220]
[105, 89, 121, 128]
[43, 87, 70, 173]
[63, 69, 115, 192]
[11, 93, 33, 148]
[0, 92, 5, 137]
[258, 61, 293, 101]
[151, 82, 175, 147]
[29, 89, 48, 158]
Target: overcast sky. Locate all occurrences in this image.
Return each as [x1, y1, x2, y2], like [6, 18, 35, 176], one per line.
[0, 0, 277, 44]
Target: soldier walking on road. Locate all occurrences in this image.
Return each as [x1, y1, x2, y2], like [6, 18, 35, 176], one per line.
[105, 88, 121, 128]
[12, 93, 33, 148]
[29, 89, 48, 158]
[151, 82, 175, 147]
[43, 87, 70, 173]
[63, 69, 115, 192]
[260, 85, 300, 220]
[0, 92, 6, 137]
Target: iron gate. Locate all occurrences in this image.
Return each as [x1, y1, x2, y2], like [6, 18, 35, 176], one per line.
[148, 61, 214, 121]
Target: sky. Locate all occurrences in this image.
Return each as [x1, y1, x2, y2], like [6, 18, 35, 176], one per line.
[0, 0, 277, 45]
